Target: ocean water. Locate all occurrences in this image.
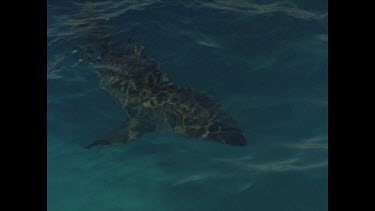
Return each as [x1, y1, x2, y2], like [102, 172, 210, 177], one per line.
[47, 0, 328, 210]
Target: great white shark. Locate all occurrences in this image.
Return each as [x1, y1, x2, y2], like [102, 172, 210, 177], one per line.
[75, 4, 247, 148]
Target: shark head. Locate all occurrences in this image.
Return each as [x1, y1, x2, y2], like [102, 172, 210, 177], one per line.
[207, 123, 247, 146]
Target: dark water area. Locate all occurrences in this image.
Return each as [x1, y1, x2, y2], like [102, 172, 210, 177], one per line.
[47, 0, 328, 210]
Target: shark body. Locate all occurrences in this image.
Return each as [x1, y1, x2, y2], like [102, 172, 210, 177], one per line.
[80, 24, 246, 148]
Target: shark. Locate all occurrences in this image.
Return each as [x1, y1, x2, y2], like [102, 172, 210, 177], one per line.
[75, 12, 246, 149]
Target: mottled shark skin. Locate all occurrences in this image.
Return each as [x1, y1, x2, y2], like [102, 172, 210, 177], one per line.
[81, 26, 247, 148]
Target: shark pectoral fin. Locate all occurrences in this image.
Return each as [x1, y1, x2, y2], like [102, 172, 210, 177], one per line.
[84, 139, 111, 149]
[85, 122, 131, 149]
[85, 116, 156, 149]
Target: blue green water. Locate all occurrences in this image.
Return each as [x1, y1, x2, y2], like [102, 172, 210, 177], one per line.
[47, 0, 328, 210]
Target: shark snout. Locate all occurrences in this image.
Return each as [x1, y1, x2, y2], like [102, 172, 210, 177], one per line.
[209, 126, 247, 146]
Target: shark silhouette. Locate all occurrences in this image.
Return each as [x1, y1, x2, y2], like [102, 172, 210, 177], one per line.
[76, 9, 246, 149]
